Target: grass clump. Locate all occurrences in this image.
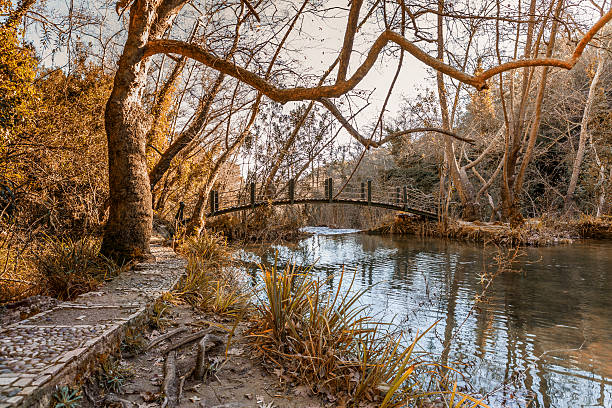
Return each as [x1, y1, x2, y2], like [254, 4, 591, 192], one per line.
[96, 357, 133, 393]
[149, 298, 171, 330]
[251, 262, 489, 407]
[35, 236, 122, 300]
[174, 232, 249, 318]
[120, 326, 147, 355]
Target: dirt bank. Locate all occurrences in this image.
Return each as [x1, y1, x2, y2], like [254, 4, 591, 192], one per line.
[369, 214, 612, 246]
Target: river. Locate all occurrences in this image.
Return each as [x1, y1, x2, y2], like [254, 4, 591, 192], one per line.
[238, 227, 612, 407]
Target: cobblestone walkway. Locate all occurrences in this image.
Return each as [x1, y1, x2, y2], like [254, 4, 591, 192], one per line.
[0, 239, 185, 408]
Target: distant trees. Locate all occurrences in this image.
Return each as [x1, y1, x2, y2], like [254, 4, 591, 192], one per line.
[389, 32, 612, 220]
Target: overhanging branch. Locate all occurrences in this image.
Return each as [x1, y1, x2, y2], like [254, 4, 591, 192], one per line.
[144, 8, 612, 102]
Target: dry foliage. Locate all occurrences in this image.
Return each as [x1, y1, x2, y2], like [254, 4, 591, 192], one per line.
[250, 262, 489, 407]
[206, 206, 307, 243]
[372, 213, 588, 246]
[174, 232, 249, 317]
[34, 236, 121, 301]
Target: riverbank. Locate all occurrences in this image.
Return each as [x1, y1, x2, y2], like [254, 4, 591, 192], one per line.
[79, 303, 327, 408]
[368, 213, 612, 246]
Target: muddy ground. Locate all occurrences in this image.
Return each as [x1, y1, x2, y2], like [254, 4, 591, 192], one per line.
[81, 304, 327, 408]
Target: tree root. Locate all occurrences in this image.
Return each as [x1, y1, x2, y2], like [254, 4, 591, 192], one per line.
[164, 329, 210, 353]
[147, 327, 187, 350]
[161, 351, 179, 408]
[195, 333, 225, 380]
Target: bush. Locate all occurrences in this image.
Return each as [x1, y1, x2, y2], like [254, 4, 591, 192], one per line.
[174, 232, 249, 317]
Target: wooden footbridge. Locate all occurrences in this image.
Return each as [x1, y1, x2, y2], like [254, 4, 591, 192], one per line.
[206, 178, 438, 219]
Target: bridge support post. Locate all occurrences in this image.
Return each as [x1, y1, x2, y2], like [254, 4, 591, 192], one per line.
[209, 190, 219, 215]
[403, 186, 407, 210]
[327, 177, 333, 202]
[324, 178, 329, 199]
[367, 179, 372, 206]
[289, 179, 295, 204]
[250, 183, 255, 209]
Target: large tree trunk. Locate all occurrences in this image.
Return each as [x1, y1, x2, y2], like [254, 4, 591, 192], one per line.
[101, 0, 186, 261]
[101, 11, 155, 261]
[103, 93, 153, 261]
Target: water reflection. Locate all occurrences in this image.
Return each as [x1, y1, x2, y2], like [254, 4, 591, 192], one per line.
[239, 233, 612, 407]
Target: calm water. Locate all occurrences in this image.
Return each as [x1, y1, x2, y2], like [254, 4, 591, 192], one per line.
[239, 228, 612, 408]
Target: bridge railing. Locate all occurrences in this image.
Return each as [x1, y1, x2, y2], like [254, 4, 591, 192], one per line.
[208, 178, 437, 216]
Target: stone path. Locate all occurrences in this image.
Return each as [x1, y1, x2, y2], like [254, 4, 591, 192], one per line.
[0, 238, 185, 408]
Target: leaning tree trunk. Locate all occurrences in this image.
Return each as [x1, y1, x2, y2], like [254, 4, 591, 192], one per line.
[564, 50, 604, 212]
[102, 59, 153, 261]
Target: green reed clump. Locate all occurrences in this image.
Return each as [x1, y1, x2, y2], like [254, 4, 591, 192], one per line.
[52, 385, 82, 408]
[251, 261, 490, 407]
[96, 357, 133, 393]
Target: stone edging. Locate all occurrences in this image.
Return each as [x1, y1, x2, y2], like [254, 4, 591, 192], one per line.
[0, 239, 185, 408]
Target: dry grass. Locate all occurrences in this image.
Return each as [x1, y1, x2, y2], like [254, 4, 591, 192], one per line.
[1, 232, 124, 303]
[34, 236, 122, 301]
[568, 214, 612, 239]
[250, 261, 490, 407]
[173, 232, 249, 318]
[0, 221, 42, 303]
[371, 213, 581, 246]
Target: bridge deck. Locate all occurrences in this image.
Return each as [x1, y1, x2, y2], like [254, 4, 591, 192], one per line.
[204, 178, 437, 220]
[206, 198, 437, 219]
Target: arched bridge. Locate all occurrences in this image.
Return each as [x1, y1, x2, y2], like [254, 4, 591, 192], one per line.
[206, 178, 438, 219]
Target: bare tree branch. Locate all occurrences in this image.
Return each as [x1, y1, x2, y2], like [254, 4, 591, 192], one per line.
[318, 97, 474, 148]
[144, 9, 612, 102]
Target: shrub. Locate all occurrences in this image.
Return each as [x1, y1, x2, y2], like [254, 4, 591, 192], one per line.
[52, 385, 82, 408]
[174, 232, 249, 317]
